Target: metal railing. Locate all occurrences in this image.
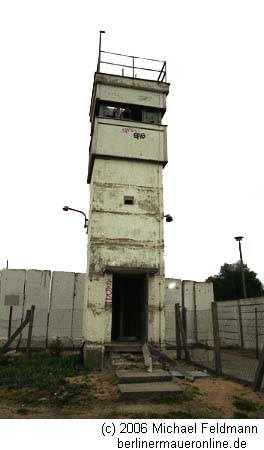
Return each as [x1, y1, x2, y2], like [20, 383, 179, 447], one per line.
[97, 50, 167, 82]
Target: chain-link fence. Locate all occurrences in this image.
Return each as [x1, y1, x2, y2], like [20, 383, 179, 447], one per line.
[166, 300, 264, 389]
[217, 301, 264, 385]
[165, 304, 215, 371]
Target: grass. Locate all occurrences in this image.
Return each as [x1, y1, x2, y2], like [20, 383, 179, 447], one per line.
[233, 411, 249, 419]
[0, 353, 91, 407]
[233, 396, 258, 412]
[128, 410, 196, 419]
[16, 407, 30, 415]
[148, 384, 200, 404]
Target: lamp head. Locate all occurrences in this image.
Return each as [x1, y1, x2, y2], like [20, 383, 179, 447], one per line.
[164, 214, 173, 223]
[235, 236, 244, 242]
[63, 206, 69, 211]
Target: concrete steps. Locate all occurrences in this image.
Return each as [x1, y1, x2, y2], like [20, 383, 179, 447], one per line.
[106, 344, 142, 353]
[116, 370, 172, 384]
[110, 348, 183, 398]
[111, 353, 145, 371]
[110, 351, 163, 372]
[118, 381, 183, 398]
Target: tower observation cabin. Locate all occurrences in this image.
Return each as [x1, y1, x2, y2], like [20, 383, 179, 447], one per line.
[83, 33, 170, 369]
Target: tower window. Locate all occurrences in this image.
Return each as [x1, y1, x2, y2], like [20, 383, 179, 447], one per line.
[105, 106, 127, 119]
[124, 196, 134, 205]
[142, 110, 161, 124]
[97, 101, 162, 124]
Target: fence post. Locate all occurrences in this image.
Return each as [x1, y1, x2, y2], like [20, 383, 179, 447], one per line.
[175, 303, 190, 362]
[193, 283, 198, 344]
[211, 302, 222, 377]
[8, 306, 13, 339]
[0, 309, 31, 354]
[253, 344, 264, 391]
[237, 300, 244, 349]
[182, 306, 187, 337]
[175, 303, 182, 360]
[255, 307, 259, 359]
[27, 305, 35, 359]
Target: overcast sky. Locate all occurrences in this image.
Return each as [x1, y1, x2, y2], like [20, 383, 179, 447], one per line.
[1, 1, 264, 283]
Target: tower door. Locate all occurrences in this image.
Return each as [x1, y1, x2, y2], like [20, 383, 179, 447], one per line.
[111, 273, 148, 342]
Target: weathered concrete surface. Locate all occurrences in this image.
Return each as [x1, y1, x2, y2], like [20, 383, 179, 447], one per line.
[21, 270, 51, 346]
[165, 279, 214, 346]
[85, 166, 165, 347]
[185, 370, 209, 379]
[84, 71, 168, 361]
[90, 73, 169, 119]
[48, 271, 75, 345]
[118, 381, 182, 398]
[0, 269, 85, 347]
[116, 370, 172, 384]
[169, 370, 185, 379]
[0, 269, 218, 351]
[90, 118, 167, 164]
[83, 344, 104, 370]
[71, 273, 85, 345]
[165, 278, 182, 344]
[0, 269, 26, 342]
[217, 297, 264, 349]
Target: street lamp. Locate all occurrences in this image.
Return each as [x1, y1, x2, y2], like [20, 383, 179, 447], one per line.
[63, 206, 88, 229]
[164, 214, 173, 223]
[234, 236, 247, 298]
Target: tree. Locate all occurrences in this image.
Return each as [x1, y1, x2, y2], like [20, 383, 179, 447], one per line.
[206, 262, 264, 301]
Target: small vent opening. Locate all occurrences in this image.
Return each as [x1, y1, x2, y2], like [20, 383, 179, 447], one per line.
[124, 196, 134, 205]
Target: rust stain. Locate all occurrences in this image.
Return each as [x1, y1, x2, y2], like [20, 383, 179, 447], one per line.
[91, 208, 159, 217]
[93, 181, 162, 192]
[90, 238, 164, 248]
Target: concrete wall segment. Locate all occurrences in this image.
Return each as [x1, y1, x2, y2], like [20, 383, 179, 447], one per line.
[71, 273, 85, 341]
[90, 73, 170, 119]
[21, 270, 51, 342]
[90, 118, 167, 165]
[0, 269, 26, 340]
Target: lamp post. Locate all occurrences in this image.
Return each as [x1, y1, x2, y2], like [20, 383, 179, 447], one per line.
[63, 206, 88, 229]
[234, 236, 247, 299]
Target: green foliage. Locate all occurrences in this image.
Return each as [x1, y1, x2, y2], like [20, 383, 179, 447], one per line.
[16, 408, 30, 415]
[190, 342, 211, 350]
[172, 410, 195, 419]
[0, 353, 91, 407]
[233, 411, 248, 419]
[206, 262, 264, 301]
[233, 396, 258, 412]
[49, 337, 64, 356]
[149, 385, 200, 404]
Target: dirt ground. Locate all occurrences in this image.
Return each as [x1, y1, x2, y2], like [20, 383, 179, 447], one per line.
[0, 370, 264, 419]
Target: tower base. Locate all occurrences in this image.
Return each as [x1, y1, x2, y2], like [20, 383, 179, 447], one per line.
[83, 344, 105, 370]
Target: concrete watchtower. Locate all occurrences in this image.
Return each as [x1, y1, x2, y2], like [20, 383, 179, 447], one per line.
[83, 35, 170, 368]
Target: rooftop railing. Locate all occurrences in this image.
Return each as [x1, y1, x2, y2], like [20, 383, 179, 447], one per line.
[96, 33, 167, 82]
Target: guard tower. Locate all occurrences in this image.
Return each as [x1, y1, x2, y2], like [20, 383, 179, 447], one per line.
[83, 36, 170, 368]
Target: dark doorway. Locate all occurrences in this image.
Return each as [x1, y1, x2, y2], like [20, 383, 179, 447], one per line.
[111, 273, 148, 343]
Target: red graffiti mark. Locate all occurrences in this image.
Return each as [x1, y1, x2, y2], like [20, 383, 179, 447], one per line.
[105, 279, 112, 305]
[122, 127, 137, 134]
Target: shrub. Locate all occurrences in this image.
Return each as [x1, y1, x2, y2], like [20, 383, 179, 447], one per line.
[49, 338, 63, 357]
[233, 396, 258, 412]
